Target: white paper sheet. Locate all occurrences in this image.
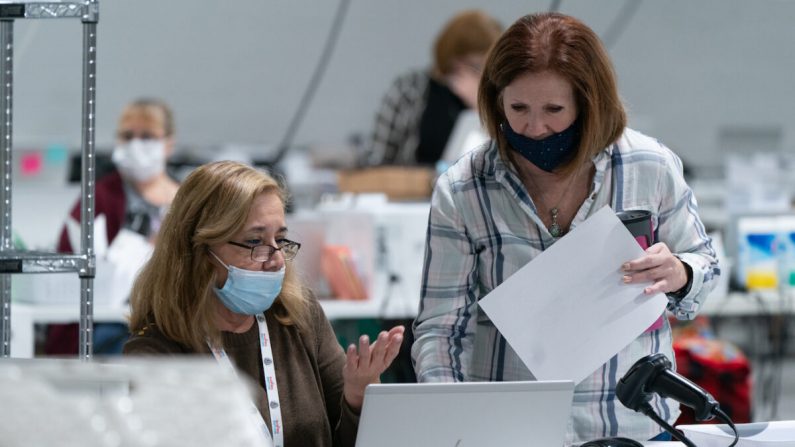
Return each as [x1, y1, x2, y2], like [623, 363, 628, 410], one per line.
[678, 421, 795, 446]
[106, 228, 154, 307]
[66, 213, 108, 256]
[479, 206, 668, 384]
[67, 216, 153, 307]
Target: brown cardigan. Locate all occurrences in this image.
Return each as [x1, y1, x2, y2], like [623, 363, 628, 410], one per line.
[123, 299, 359, 447]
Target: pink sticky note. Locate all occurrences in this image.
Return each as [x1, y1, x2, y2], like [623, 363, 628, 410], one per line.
[20, 151, 43, 176]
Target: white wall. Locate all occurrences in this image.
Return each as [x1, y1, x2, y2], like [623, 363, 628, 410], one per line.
[8, 0, 795, 170]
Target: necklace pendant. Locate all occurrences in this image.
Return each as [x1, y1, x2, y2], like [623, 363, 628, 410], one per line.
[549, 222, 562, 238]
[548, 207, 562, 237]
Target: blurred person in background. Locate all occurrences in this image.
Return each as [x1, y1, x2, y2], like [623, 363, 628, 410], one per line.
[360, 9, 502, 167]
[45, 98, 180, 355]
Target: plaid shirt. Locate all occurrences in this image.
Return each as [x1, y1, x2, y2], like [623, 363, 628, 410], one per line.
[412, 128, 720, 445]
[361, 70, 428, 166]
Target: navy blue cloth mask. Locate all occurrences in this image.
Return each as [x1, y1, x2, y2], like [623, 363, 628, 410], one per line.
[502, 119, 581, 173]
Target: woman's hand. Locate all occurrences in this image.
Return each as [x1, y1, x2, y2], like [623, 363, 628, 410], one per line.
[342, 325, 405, 411]
[621, 242, 689, 295]
[447, 62, 482, 109]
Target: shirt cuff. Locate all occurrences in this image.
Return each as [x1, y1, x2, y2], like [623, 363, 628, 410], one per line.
[667, 253, 708, 320]
[342, 395, 362, 419]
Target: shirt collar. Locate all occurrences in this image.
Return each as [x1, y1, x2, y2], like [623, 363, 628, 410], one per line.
[493, 144, 613, 184]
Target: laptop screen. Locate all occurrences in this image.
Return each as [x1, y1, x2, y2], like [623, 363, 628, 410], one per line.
[356, 380, 575, 447]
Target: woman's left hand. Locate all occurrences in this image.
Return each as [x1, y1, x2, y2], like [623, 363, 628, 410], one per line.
[447, 62, 481, 109]
[342, 325, 405, 411]
[621, 242, 688, 295]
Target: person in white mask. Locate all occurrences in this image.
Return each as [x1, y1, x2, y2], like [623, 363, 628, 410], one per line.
[124, 161, 404, 447]
[110, 97, 180, 237]
[46, 98, 180, 355]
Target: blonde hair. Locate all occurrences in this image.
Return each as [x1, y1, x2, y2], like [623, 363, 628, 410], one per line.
[128, 161, 310, 350]
[478, 12, 626, 176]
[432, 9, 503, 77]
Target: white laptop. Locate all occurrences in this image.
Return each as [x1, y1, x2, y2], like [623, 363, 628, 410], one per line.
[355, 380, 575, 447]
[440, 109, 490, 166]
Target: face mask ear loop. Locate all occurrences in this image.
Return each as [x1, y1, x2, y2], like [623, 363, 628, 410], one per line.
[208, 250, 230, 270]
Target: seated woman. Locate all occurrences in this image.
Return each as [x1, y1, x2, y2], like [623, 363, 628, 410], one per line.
[46, 97, 181, 355]
[123, 160, 404, 446]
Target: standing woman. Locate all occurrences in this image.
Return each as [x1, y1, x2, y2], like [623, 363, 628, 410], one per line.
[411, 12, 719, 445]
[124, 161, 403, 446]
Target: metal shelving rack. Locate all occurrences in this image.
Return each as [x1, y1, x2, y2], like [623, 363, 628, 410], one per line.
[0, 1, 98, 360]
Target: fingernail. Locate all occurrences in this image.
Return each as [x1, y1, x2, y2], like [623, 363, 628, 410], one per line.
[622, 263, 630, 271]
[361, 335, 369, 344]
[623, 275, 631, 283]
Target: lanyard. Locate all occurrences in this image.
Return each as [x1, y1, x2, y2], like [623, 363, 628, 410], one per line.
[209, 314, 284, 447]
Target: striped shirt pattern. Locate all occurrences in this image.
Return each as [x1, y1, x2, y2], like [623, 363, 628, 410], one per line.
[411, 128, 720, 445]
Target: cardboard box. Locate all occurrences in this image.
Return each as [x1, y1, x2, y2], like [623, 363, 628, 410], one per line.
[337, 166, 434, 201]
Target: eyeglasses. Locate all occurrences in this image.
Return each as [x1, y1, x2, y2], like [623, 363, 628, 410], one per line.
[117, 130, 163, 141]
[227, 239, 301, 262]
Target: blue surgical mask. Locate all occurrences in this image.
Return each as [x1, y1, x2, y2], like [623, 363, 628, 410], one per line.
[501, 119, 580, 173]
[210, 251, 285, 315]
